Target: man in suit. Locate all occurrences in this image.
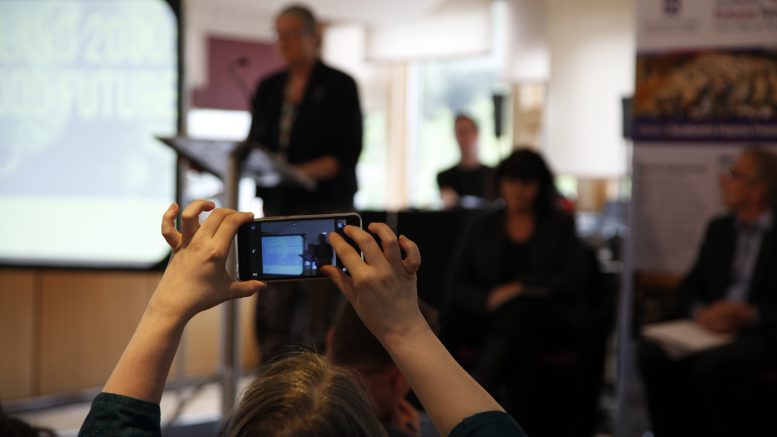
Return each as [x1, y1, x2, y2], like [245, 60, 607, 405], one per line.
[638, 147, 777, 437]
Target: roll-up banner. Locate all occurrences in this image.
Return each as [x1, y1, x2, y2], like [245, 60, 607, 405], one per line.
[633, 0, 777, 273]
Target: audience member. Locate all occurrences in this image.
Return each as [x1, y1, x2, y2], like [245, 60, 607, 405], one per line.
[442, 149, 590, 433]
[437, 114, 495, 208]
[247, 2, 363, 362]
[78, 200, 526, 437]
[638, 147, 777, 437]
[222, 350, 384, 436]
[327, 301, 440, 437]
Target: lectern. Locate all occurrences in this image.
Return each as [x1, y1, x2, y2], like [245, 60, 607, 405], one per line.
[158, 137, 315, 415]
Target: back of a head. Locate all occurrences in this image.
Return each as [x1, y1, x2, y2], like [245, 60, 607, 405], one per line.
[329, 303, 390, 370]
[223, 351, 387, 437]
[329, 301, 440, 371]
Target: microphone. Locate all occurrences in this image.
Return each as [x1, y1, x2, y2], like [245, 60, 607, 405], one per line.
[228, 56, 253, 108]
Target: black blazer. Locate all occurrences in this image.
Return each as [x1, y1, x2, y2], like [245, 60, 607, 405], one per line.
[247, 61, 362, 213]
[670, 211, 777, 335]
[445, 209, 590, 319]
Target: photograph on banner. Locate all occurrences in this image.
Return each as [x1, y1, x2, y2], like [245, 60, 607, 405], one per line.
[632, 48, 777, 142]
[632, 142, 777, 273]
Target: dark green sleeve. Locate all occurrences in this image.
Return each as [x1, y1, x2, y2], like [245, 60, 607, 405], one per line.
[78, 392, 161, 437]
[449, 411, 527, 437]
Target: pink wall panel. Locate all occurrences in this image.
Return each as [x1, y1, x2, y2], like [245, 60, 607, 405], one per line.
[192, 36, 284, 111]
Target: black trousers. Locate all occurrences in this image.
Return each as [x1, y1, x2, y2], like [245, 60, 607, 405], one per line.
[638, 334, 776, 437]
[473, 298, 577, 435]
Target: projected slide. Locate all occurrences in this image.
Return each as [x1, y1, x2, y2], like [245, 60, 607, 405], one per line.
[258, 218, 340, 277]
[0, 0, 178, 266]
[261, 235, 305, 276]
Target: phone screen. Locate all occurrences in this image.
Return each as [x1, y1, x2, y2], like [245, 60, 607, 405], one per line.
[237, 213, 361, 281]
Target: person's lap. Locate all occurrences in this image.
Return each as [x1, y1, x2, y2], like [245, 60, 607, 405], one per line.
[639, 332, 777, 437]
[476, 298, 577, 428]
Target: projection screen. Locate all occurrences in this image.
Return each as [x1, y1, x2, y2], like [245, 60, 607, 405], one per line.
[0, 0, 179, 267]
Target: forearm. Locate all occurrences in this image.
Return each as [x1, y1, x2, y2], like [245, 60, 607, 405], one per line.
[524, 245, 588, 300]
[327, 223, 506, 435]
[449, 267, 490, 316]
[486, 281, 522, 311]
[382, 319, 503, 437]
[521, 274, 573, 299]
[450, 284, 489, 316]
[87, 200, 261, 424]
[103, 308, 187, 404]
[440, 188, 459, 208]
[293, 155, 341, 181]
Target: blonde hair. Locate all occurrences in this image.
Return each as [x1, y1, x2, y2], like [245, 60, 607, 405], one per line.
[222, 351, 387, 437]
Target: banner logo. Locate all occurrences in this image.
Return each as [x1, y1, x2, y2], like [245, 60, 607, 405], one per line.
[664, 0, 682, 15]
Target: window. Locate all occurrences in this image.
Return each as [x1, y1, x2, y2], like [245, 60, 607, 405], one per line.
[409, 58, 512, 208]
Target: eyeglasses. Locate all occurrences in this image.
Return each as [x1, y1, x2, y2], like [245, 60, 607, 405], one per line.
[721, 166, 757, 184]
[273, 29, 313, 41]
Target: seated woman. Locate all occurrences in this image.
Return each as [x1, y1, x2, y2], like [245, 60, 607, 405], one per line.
[78, 200, 526, 437]
[442, 149, 590, 432]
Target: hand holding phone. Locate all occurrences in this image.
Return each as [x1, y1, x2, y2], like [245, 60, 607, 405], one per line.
[157, 200, 266, 320]
[322, 222, 423, 348]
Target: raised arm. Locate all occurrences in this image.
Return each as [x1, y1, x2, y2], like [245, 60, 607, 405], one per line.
[81, 201, 265, 436]
[103, 200, 264, 402]
[323, 223, 524, 437]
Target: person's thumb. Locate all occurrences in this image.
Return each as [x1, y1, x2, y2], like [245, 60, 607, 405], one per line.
[321, 265, 354, 300]
[228, 280, 265, 299]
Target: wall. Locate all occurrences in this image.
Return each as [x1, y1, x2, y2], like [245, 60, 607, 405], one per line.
[0, 270, 36, 400]
[184, 0, 274, 95]
[545, 0, 635, 178]
[0, 268, 258, 401]
[0, 0, 275, 404]
[504, 0, 549, 83]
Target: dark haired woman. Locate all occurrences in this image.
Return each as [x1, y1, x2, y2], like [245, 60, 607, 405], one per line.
[443, 148, 590, 434]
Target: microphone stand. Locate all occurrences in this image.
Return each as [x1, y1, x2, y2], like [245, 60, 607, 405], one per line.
[227, 56, 253, 109]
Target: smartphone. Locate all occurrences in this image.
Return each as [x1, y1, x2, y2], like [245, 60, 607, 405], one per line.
[236, 213, 362, 281]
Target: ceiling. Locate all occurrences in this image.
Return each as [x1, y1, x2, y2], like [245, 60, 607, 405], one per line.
[215, 0, 448, 24]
